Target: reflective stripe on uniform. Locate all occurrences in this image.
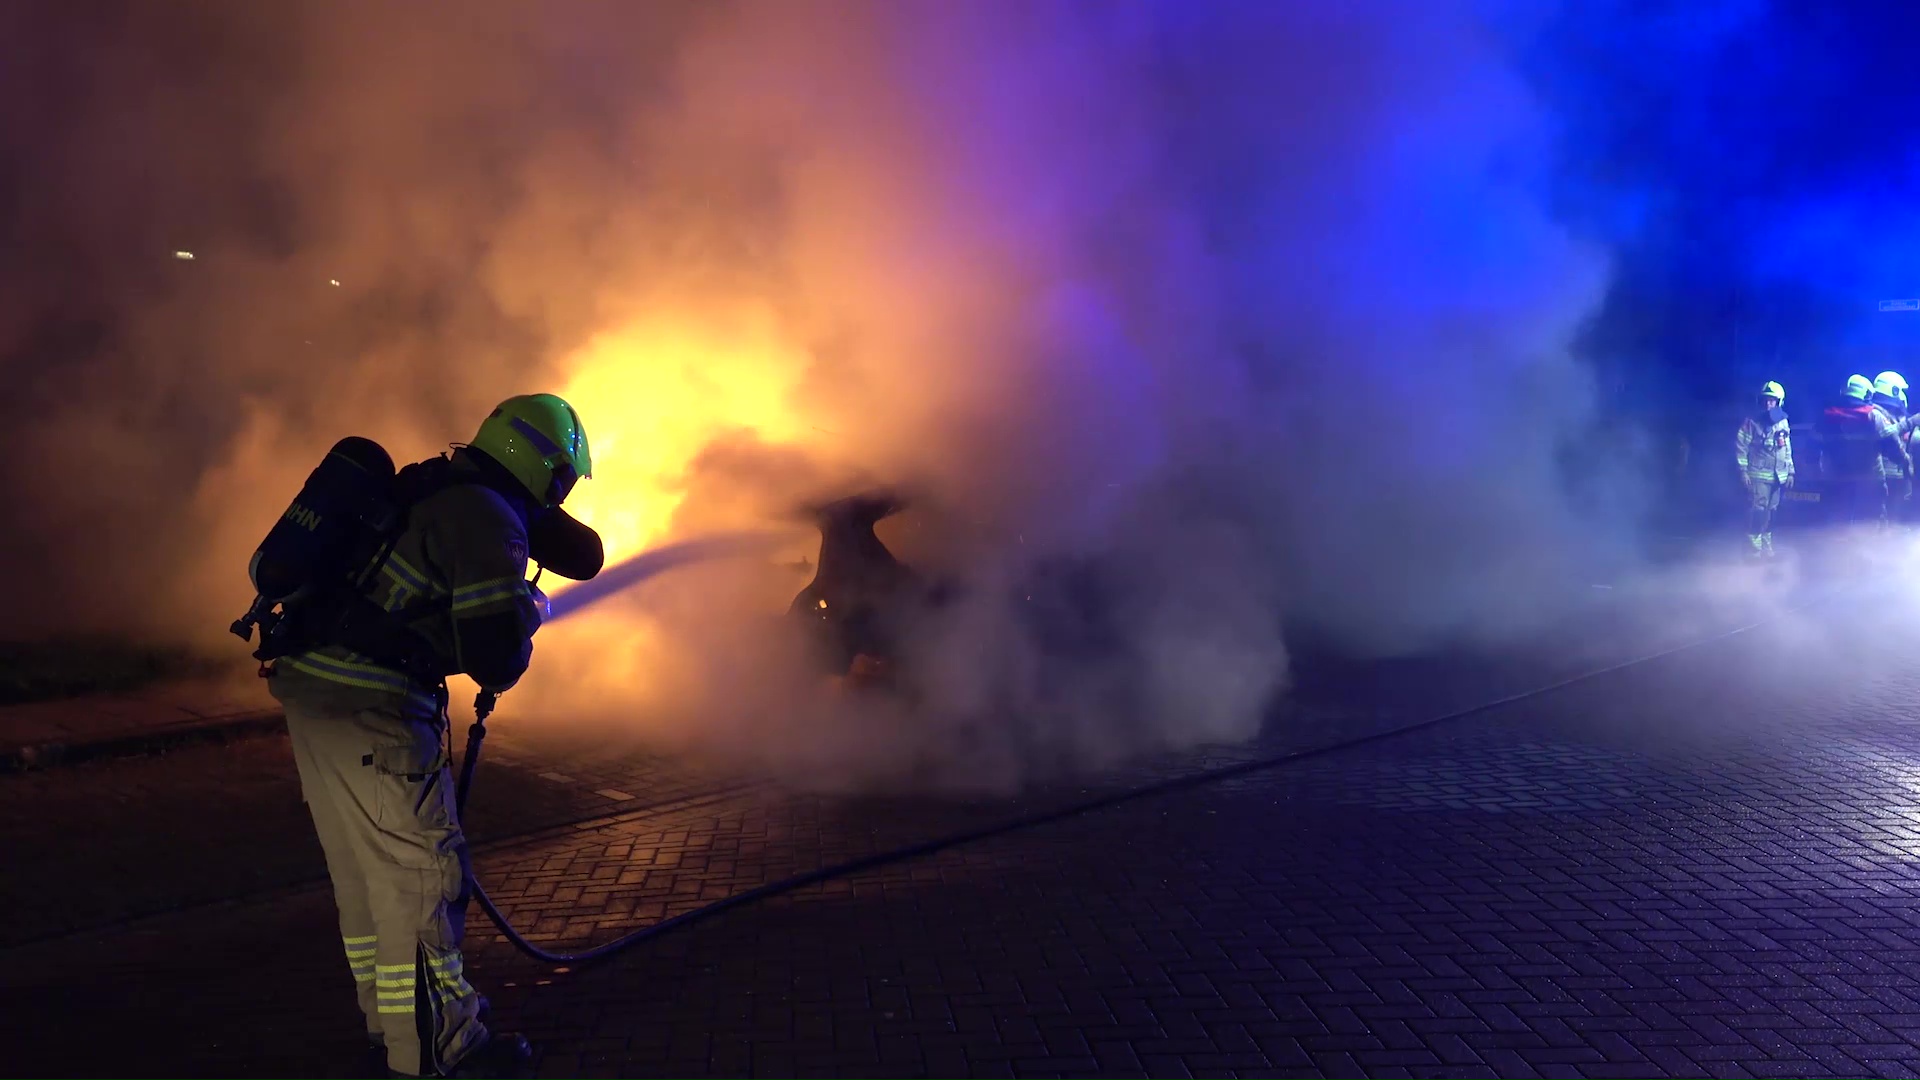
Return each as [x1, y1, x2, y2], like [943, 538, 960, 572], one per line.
[380, 552, 449, 614]
[383, 552, 436, 596]
[281, 652, 437, 710]
[344, 934, 378, 983]
[423, 950, 478, 1007]
[380, 581, 416, 614]
[451, 576, 529, 614]
[283, 652, 414, 694]
[376, 963, 418, 1015]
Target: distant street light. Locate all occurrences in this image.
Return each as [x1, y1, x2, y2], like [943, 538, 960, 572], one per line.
[173, 250, 195, 261]
[329, 279, 341, 287]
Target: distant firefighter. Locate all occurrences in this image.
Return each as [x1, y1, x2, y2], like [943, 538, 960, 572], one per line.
[1735, 380, 1794, 557]
[1870, 371, 1916, 529]
[1817, 374, 1884, 527]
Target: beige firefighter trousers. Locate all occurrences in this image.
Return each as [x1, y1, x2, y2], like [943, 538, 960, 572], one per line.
[284, 696, 487, 1076]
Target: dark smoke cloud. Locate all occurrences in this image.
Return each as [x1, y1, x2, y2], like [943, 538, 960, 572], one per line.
[2, 0, 1646, 787]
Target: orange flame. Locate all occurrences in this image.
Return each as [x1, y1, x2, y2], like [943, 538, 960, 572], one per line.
[513, 302, 825, 717]
[553, 302, 814, 566]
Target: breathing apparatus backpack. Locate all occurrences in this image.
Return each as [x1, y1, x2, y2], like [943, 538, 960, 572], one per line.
[230, 437, 458, 682]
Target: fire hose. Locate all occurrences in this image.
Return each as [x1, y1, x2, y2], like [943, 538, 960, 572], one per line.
[447, 594, 1805, 970]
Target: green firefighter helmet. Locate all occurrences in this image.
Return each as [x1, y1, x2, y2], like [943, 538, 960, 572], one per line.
[470, 393, 592, 507]
[1760, 380, 1784, 406]
[1847, 374, 1874, 401]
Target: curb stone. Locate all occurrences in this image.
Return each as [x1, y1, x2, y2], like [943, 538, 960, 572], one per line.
[0, 709, 287, 773]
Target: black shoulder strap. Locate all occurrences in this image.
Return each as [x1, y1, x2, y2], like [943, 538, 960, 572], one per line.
[350, 456, 465, 585]
[356, 451, 523, 621]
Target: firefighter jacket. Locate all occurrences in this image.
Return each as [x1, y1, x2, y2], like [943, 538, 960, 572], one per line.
[268, 452, 545, 718]
[1735, 409, 1794, 485]
[1870, 402, 1915, 481]
[1817, 400, 1883, 481]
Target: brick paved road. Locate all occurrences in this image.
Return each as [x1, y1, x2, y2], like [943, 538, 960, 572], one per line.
[0, 561, 1757, 950]
[0, 556, 1745, 948]
[7, 574, 1914, 1077]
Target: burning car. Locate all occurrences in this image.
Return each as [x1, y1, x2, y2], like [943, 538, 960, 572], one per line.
[786, 491, 940, 687]
[784, 490, 1126, 695]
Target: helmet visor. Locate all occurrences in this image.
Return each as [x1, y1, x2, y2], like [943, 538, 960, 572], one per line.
[508, 414, 583, 506]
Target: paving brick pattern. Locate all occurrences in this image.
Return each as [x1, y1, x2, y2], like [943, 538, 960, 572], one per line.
[7, 585, 1916, 1077]
[0, 724, 761, 947]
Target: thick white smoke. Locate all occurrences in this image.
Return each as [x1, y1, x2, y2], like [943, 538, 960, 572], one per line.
[0, 1, 1631, 791]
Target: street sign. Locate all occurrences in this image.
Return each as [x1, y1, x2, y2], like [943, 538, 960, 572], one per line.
[1879, 298, 1920, 312]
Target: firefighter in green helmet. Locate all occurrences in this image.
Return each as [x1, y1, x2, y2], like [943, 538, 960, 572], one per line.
[268, 393, 594, 1078]
[1735, 380, 1794, 557]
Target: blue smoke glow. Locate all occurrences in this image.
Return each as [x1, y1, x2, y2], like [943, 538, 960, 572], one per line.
[1515, 0, 1920, 403]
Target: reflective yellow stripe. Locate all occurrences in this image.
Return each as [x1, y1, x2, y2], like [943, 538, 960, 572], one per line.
[284, 652, 415, 695]
[451, 577, 528, 613]
[453, 574, 522, 599]
[343, 935, 378, 946]
[377, 1003, 415, 1015]
[281, 653, 437, 710]
[385, 553, 436, 595]
[379, 578, 416, 613]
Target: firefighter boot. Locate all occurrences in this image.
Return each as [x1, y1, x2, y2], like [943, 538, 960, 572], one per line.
[385, 1030, 533, 1068]
[1746, 534, 1765, 559]
[1761, 532, 1776, 558]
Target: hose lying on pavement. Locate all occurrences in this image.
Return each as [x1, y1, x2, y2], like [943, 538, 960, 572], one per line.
[453, 598, 1803, 969]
